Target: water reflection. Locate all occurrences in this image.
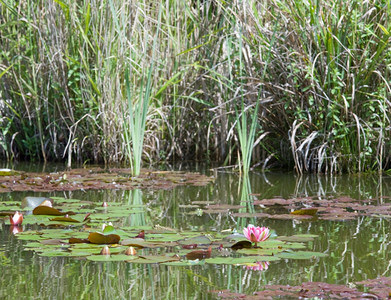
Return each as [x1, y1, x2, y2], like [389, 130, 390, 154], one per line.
[244, 261, 270, 271]
[1, 171, 391, 298]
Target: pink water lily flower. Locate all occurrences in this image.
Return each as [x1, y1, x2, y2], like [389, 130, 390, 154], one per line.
[243, 224, 270, 247]
[9, 211, 23, 226]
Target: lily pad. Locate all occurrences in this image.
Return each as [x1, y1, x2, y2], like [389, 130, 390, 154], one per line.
[277, 251, 327, 259]
[278, 234, 319, 243]
[178, 235, 212, 246]
[87, 232, 121, 244]
[129, 255, 181, 264]
[290, 208, 318, 216]
[86, 254, 138, 262]
[50, 216, 81, 223]
[120, 238, 169, 248]
[205, 256, 280, 265]
[33, 206, 71, 216]
[162, 260, 206, 266]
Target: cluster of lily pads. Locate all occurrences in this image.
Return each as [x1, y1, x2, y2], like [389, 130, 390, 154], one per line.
[180, 196, 391, 221]
[212, 278, 391, 299]
[0, 168, 215, 193]
[1, 196, 327, 267]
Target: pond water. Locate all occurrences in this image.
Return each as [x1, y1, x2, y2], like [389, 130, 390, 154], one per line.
[1, 166, 391, 299]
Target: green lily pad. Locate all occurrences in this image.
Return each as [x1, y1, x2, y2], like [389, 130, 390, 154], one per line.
[38, 251, 72, 257]
[16, 233, 44, 241]
[162, 260, 206, 266]
[277, 251, 328, 259]
[277, 234, 319, 243]
[205, 256, 280, 265]
[237, 248, 283, 256]
[148, 233, 183, 242]
[87, 254, 138, 262]
[178, 235, 212, 245]
[50, 197, 83, 204]
[120, 238, 169, 248]
[129, 255, 181, 264]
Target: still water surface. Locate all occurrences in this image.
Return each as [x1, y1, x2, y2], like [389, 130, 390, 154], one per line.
[1, 165, 391, 299]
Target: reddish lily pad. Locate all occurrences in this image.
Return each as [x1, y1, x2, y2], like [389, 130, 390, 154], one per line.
[50, 216, 80, 223]
[87, 232, 120, 244]
[69, 238, 90, 244]
[33, 206, 73, 216]
[0, 168, 214, 193]
[186, 247, 212, 260]
[290, 208, 318, 216]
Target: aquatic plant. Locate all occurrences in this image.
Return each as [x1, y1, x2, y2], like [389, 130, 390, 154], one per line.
[9, 211, 23, 226]
[243, 225, 271, 247]
[1, 0, 390, 173]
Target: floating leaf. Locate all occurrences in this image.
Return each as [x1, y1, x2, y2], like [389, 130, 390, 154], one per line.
[231, 240, 252, 250]
[41, 239, 67, 245]
[87, 232, 120, 244]
[86, 254, 138, 262]
[186, 247, 211, 260]
[120, 238, 169, 248]
[277, 251, 327, 259]
[130, 255, 181, 264]
[33, 206, 70, 216]
[69, 238, 89, 244]
[179, 235, 212, 246]
[205, 256, 280, 265]
[162, 260, 206, 266]
[50, 216, 80, 223]
[278, 234, 319, 243]
[290, 208, 318, 216]
[38, 251, 73, 257]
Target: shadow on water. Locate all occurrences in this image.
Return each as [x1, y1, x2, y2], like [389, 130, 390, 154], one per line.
[1, 169, 391, 299]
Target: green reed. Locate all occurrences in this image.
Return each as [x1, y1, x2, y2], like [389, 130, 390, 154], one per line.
[0, 0, 390, 173]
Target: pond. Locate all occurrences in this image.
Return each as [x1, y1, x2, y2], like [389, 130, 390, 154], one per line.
[1, 165, 391, 299]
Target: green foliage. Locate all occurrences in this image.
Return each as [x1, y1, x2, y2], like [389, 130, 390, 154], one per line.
[0, 0, 390, 173]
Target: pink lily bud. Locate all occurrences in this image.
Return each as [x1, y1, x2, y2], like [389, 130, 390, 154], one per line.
[9, 211, 23, 226]
[125, 247, 137, 256]
[100, 246, 110, 255]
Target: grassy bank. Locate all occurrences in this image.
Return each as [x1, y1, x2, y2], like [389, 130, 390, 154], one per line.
[0, 0, 390, 173]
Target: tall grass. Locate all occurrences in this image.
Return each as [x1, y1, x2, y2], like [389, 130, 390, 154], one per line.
[0, 0, 390, 173]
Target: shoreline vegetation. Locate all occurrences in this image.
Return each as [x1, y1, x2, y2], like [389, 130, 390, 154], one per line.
[0, 0, 390, 174]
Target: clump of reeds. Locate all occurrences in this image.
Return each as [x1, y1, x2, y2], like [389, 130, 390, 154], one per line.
[0, 0, 390, 173]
